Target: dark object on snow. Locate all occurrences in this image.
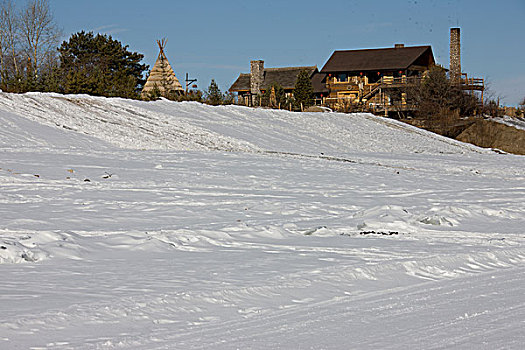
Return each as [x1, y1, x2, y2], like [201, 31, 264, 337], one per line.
[360, 231, 399, 236]
[84, 178, 90, 182]
[21, 253, 36, 262]
[1, 246, 6, 250]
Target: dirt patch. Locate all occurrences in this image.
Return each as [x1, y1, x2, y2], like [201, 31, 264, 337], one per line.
[401, 118, 474, 139]
[456, 119, 525, 155]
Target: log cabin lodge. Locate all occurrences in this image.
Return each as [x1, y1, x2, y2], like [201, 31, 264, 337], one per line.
[229, 28, 484, 116]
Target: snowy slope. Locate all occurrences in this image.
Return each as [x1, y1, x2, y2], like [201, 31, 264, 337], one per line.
[0, 92, 485, 154]
[1, 92, 524, 349]
[491, 115, 525, 131]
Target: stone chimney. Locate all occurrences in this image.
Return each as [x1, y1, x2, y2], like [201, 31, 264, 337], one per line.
[450, 28, 461, 82]
[394, 43, 404, 48]
[250, 60, 264, 95]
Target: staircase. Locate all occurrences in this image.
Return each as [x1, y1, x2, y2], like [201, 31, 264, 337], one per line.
[361, 83, 381, 101]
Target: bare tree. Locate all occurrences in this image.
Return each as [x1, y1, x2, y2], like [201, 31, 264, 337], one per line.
[0, 0, 20, 78]
[19, 0, 60, 77]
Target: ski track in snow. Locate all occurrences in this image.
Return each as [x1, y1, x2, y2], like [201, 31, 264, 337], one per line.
[0, 92, 524, 349]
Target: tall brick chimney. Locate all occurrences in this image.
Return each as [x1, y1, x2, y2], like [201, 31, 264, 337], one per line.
[450, 28, 461, 83]
[250, 60, 264, 95]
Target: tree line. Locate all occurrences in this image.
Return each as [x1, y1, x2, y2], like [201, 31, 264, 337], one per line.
[0, 0, 61, 92]
[0, 0, 152, 98]
[1, 1, 522, 114]
[0, 0, 314, 108]
[0, 0, 229, 105]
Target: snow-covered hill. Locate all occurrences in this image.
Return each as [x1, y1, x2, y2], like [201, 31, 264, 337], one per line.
[1, 92, 524, 349]
[0, 92, 485, 154]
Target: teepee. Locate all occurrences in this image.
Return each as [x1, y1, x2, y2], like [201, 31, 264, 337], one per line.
[141, 39, 184, 98]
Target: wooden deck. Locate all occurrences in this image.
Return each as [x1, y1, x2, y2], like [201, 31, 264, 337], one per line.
[322, 73, 485, 113]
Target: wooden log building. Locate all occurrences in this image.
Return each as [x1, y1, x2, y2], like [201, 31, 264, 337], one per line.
[319, 44, 435, 114]
[229, 28, 483, 115]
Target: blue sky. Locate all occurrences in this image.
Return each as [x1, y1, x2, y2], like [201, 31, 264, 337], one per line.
[48, 0, 525, 105]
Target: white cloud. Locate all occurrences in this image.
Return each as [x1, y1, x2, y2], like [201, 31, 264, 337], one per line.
[92, 24, 128, 35]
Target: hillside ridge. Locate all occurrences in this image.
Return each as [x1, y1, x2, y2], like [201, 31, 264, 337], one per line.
[0, 92, 486, 156]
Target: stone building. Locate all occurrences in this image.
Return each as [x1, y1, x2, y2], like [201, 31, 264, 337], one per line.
[229, 60, 328, 106]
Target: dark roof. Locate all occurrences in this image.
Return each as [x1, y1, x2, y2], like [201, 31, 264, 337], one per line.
[262, 66, 316, 90]
[311, 72, 328, 94]
[321, 45, 434, 73]
[229, 74, 250, 92]
[230, 66, 325, 93]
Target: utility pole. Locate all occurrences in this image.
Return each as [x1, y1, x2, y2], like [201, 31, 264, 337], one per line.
[185, 73, 197, 94]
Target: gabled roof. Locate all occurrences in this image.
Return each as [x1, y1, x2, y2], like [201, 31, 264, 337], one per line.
[230, 66, 320, 92]
[229, 74, 251, 92]
[321, 45, 434, 73]
[230, 73, 250, 91]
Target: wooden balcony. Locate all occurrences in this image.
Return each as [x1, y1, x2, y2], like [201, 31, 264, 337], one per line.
[322, 73, 485, 112]
[460, 74, 484, 91]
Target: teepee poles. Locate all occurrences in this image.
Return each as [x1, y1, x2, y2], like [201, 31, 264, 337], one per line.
[141, 38, 184, 99]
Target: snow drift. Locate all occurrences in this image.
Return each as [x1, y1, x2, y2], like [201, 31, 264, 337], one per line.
[1, 92, 524, 349]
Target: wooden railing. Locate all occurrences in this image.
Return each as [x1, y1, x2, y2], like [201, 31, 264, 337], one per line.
[379, 76, 421, 85]
[361, 83, 381, 100]
[327, 75, 483, 89]
[460, 73, 484, 90]
[321, 72, 486, 112]
[463, 78, 484, 85]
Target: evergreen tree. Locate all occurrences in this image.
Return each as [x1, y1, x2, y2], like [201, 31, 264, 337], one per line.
[205, 79, 223, 105]
[262, 83, 285, 108]
[293, 69, 314, 110]
[56, 31, 148, 98]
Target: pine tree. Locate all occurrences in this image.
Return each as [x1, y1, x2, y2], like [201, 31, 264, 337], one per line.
[293, 69, 314, 110]
[56, 31, 148, 98]
[205, 79, 224, 105]
[262, 83, 285, 108]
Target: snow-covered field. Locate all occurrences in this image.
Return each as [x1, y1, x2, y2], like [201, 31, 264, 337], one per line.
[1, 92, 524, 349]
